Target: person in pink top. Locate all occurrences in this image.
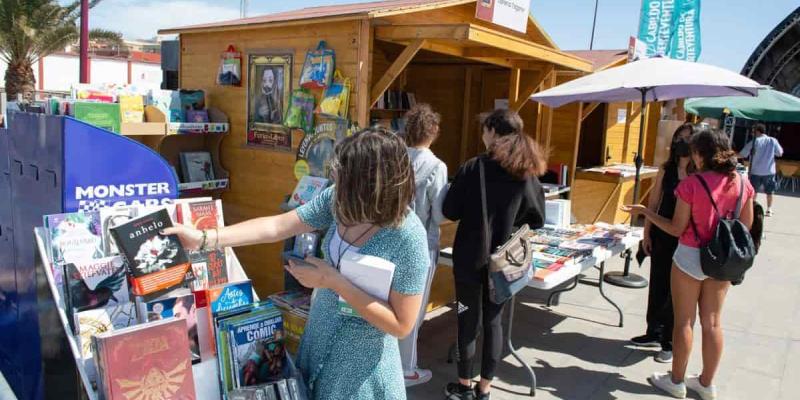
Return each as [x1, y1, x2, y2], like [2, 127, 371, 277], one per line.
[622, 129, 755, 400]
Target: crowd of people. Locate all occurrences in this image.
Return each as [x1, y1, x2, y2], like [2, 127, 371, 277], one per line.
[164, 104, 774, 400]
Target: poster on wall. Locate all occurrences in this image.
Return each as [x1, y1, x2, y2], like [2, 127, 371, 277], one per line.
[293, 117, 349, 180]
[247, 52, 293, 151]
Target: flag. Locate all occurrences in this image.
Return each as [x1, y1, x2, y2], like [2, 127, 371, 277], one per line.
[637, 0, 701, 61]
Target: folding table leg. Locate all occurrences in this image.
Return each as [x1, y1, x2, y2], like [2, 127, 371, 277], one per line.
[506, 295, 537, 396]
[546, 276, 580, 307]
[598, 261, 624, 327]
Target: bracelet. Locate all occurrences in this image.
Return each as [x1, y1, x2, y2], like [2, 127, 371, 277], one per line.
[214, 227, 220, 249]
[199, 230, 208, 251]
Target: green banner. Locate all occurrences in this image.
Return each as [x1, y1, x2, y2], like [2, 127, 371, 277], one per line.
[637, 0, 701, 61]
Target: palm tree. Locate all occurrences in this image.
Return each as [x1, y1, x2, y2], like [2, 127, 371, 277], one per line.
[0, 0, 123, 100]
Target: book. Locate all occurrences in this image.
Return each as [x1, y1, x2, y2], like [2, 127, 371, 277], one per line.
[73, 102, 122, 133]
[180, 151, 215, 183]
[228, 309, 285, 388]
[183, 199, 224, 230]
[229, 387, 267, 400]
[119, 94, 144, 123]
[287, 176, 328, 208]
[337, 252, 395, 318]
[291, 232, 318, 259]
[44, 211, 104, 266]
[93, 318, 196, 400]
[173, 197, 214, 225]
[99, 205, 143, 256]
[179, 89, 206, 111]
[275, 380, 291, 400]
[207, 281, 255, 354]
[139, 290, 201, 363]
[74, 303, 137, 388]
[109, 208, 191, 298]
[189, 249, 228, 291]
[64, 256, 130, 330]
[186, 109, 210, 123]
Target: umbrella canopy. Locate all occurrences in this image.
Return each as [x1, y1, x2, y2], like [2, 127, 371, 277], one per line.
[685, 87, 800, 123]
[531, 57, 760, 108]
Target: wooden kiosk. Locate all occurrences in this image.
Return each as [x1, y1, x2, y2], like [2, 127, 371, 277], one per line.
[160, 0, 594, 306]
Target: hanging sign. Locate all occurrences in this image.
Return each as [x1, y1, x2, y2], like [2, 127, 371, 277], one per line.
[637, 0, 702, 61]
[475, 0, 530, 34]
[63, 117, 178, 212]
[628, 36, 648, 62]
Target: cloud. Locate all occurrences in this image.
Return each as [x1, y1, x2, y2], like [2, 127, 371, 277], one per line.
[90, 0, 241, 40]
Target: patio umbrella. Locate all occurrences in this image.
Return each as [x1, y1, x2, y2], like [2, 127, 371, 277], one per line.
[685, 87, 800, 123]
[531, 57, 760, 288]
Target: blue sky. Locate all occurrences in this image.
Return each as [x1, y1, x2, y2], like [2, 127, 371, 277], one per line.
[89, 0, 798, 72]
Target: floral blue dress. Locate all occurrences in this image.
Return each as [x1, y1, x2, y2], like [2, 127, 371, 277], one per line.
[294, 187, 430, 400]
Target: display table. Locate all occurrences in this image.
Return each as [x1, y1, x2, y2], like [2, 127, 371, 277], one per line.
[34, 228, 252, 400]
[571, 165, 658, 224]
[439, 228, 642, 396]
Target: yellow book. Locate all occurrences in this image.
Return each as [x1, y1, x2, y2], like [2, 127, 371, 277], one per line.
[119, 94, 144, 123]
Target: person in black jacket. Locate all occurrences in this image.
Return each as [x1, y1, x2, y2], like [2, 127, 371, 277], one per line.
[443, 109, 546, 400]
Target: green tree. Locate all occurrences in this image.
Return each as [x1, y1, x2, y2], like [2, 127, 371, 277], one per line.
[0, 0, 123, 100]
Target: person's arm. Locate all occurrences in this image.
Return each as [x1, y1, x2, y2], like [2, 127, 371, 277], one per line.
[429, 163, 449, 226]
[515, 179, 545, 229]
[739, 141, 753, 158]
[163, 211, 312, 251]
[643, 169, 666, 253]
[332, 274, 422, 338]
[773, 138, 784, 158]
[442, 163, 468, 221]
[621, 198, 691, 237]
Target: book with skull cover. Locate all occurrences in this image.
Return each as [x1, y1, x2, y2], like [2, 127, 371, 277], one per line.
[109, 209, 191, 298]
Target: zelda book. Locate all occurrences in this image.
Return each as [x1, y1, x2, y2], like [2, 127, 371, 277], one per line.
[63, 256, 130, 332]
[93, 318, 196, 400]
[228, 309, 286, 388]
[139, 289, 201, 363]
[44, 211, 104, 265]
[109, 209, 191, 298]
[74, 302, 137, 389]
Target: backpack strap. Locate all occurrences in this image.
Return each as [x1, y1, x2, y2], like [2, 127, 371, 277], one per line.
[734, 173, 745, 219]
[689, 174, 719, 244]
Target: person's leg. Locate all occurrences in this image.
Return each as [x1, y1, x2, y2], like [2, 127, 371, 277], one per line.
[671, 264, 703, 383]
[455, 279, 482, 387]
[476, 280, 506, 395]
[399, 250, 438, 379]
[697, 278, 731, 387]
[766, 174, 777, 212]
[650, 240, 674, 346]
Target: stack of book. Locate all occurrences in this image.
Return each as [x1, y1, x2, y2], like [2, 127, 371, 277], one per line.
[268, 291, 311, 355]
[373, 90, 416, 111]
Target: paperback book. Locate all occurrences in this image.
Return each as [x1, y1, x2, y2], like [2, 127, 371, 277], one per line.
[63, 256, 130, 331]
[109, 208, 192, 298]
[44, 211, 104, 266]
[287, 176, 329, 208]
[228, 309, 286, 388]
[180, 151, 215, 183]
[74, 302, 137, 389]
[99, 205, 143, 256]
[189, 249, 228, 291]
[73, 101, 121, 133]
[180, 199, 224, 230]
[92, 318, 196, 400]
[206, 280, 255, 355]
[138, 289, 201, 363]
[337, 252, 395, 318]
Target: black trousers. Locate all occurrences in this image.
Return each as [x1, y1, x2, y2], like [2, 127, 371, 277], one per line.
[455, 271, 506, 380]
[646, 234, 677, 349]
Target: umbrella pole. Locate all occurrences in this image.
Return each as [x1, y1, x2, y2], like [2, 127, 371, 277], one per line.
[604, 89, 649, 289]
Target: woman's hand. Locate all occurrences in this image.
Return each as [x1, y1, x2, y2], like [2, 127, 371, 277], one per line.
[286, 257, 342, 290]
[620, 204, 647, 214]
[160, 225, 204, 251]
[642, 235, 652, 256]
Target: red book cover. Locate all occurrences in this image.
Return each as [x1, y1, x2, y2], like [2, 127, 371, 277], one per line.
[188, 201, 219, 230]
[96, 318, 196, 399]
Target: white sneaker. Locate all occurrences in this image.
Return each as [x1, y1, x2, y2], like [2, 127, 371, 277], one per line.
[404, 368, 432, 387]
[686, 374, 717, 400]
[648, 372, 687, 398]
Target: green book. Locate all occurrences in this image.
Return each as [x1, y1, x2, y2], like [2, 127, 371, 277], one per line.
[73, 102, 121, 133]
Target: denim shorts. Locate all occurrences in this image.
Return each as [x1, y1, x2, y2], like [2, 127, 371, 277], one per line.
[750, 174, 777, 194]
[673, 244, 708, 281]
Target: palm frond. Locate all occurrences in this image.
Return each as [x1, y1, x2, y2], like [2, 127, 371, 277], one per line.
[89, 28, 123, 45]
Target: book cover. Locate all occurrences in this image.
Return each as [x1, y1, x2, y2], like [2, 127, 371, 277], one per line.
[185, 109, 209, 123]
[337, 252, 395, 318]
[173, 197, 214, 225]
[74, 102, 121, 133]
[141, 291, 201, 363]
[64, 256, 129, 319]
[180, 152, 215, 183]
[287, 176, 328, 208]
[94, 318, 196, 400]
[99, 205, 142, 255]
[44, 211, 103, 265]
[187, 200, 222, 230]
[229, 387, 266, 400]
[207, 281, 254, 355]
[228, 310, 286, 388]
[109, 209, 191, 297]
[213, 304, 257, 396]
[119, 94, 145, 123]
[189, 249, 228, 291]
[75, 303, 137, 388]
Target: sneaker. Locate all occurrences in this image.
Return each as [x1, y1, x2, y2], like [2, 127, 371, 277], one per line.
[445, 383, 475, 400]
[686, 374, 717, 400]
[476, 391, 491, 400]
[766, 209, 774, 217]
[630, 333, 661, 348]
[648, 372, 686, 398]
[404, 368, 432, 387]
[655, 350, 673, 363]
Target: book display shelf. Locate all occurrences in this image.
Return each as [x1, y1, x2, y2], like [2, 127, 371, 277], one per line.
[125, 106, 231, 199]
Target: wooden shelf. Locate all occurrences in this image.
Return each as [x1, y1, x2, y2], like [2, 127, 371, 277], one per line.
[179, 179, 230, 192]
[370, 108, 409, 113]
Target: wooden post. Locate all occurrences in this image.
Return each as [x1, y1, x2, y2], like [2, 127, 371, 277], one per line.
[508, 67, 521, 105]
[356, 19, 373, 128]
[370, 38, 425, 108]
[459, 67, 473, 164]
[581, 102, 600, 122]
[569, 103, 584, 186]
[542, 71, 557, 150]
[510, 65, 553, 112]
[622, 102, 634, 163]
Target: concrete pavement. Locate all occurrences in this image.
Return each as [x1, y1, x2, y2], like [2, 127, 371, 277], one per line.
[408, 193, 800, 400]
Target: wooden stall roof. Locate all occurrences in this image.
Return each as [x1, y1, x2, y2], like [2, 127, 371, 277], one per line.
[159, 0, 591, 72]
[565, 49, 627, 71]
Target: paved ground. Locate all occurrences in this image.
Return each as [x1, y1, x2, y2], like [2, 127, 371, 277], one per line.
[409, 193, 800, 400]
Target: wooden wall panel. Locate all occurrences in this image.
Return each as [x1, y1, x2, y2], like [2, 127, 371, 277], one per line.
[180, 22, 361, 296]
[604, 102, 643, 164]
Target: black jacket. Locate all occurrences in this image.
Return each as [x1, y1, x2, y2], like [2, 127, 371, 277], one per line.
[443, 154, 546, 284]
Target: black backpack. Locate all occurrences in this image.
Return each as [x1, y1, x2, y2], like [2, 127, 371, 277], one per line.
[690, 174, 756, 282]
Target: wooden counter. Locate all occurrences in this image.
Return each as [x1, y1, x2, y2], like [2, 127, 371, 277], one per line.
[572, 168, 658, 224]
